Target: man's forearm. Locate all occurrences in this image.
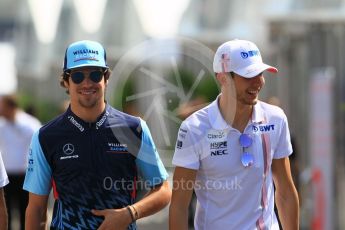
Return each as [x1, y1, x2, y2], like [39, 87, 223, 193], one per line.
[169, 204, 189, 230]
[0, 207, 7, 230]
[131, 181, 171, 220]
[276, 188, 299, 230]
[0, 189, 7, 230]
[25, 206, 48, 230]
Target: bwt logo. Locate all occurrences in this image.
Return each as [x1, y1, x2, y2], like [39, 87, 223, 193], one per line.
[252, 124, 275, 132]
[240, 50, 260, 59]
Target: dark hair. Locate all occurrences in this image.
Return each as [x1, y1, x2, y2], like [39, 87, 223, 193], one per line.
[2, 95, 18, 109]
[214, 72, 235, 78]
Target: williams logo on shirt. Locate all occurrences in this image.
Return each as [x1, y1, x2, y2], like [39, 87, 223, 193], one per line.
[107, 143, 128, 154]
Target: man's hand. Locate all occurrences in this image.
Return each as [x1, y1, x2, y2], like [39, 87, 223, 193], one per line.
[92, 208, 132, 230]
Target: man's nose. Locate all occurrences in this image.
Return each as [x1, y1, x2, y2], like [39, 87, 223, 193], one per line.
[81, 74, 93, 85]
[251, 75, 264, 84]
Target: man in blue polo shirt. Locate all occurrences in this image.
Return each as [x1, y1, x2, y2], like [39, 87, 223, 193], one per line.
[23, 40, 171, 229]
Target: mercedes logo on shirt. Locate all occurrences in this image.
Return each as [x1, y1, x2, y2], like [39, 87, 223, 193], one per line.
[63, 143, 75, 155]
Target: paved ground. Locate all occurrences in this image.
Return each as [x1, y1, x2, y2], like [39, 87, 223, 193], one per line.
[136, 205, 169, 230]
[137, 200, 195, 230]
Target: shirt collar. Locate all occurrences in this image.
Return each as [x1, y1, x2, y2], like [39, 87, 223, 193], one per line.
[208, 95, 265, 130]
[65, 103, 110, 132]
[208, 94, 230, 130]
[251, 101, 265, 124]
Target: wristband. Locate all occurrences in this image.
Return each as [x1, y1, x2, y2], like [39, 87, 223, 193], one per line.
[131, 205, 139, 220]
[126, 206, 135, 222]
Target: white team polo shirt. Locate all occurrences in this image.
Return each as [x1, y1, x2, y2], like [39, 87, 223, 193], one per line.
[0, 111, 41, 174]
[0, 152, 9, 188]
[172, 95, 293, 230]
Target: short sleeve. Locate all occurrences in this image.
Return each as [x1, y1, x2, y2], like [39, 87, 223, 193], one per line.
[0, 152, 8, 188]
[273, 114, 293, 159]
[23, 131, 52, 195]
[172, 122, 200, 170]
[135, 119, 168, 187]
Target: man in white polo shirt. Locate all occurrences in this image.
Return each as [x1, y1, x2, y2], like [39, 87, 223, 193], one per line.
[0, 152, 9, 229]
[0, 95, 41, 230]
[169, 39, 299, 230]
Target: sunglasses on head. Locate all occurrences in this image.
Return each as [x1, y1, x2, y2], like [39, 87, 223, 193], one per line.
[239, 133, 254, 167]
[66, 69, 107, 84]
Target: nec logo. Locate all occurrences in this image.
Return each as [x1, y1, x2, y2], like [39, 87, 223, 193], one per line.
[211, 149, 228, 156]
[252, 124, 275, 132]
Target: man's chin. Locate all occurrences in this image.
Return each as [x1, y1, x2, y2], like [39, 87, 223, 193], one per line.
[245, 99, 258, 106]
[78, 99, 99, 109]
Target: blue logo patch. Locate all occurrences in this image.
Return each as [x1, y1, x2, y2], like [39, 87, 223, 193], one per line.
[252, 124, 275, 132]
[241, 50, 260, 59]
[107, 143, 128, 153]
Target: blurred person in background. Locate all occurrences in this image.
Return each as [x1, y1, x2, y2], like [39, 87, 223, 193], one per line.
[0, 152, 9, 230]
[23, 40, 171, 230]
[176, 96, 208, 120]
[24, 104, 38, 118]
[169, 39, 299, 230]
[0, 95, 41, 230]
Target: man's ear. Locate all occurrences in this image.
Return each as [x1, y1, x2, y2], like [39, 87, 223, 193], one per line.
[60, 74, 69, 88]
[60, 74, 70, 94]
[104, 69, 111, 85]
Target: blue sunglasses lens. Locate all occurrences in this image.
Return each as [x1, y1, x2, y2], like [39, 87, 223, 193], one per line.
[241, 152, 254, 167]
[239, 134, 252, 148]
[239, 134, 253, 167]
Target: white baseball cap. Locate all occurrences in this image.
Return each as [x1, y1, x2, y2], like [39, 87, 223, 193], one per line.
[213, 39, 278, 78]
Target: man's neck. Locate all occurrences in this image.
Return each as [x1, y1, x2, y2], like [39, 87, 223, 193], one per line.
[218, 95, 253, 133]
[3, 110, 16, 123]
[232, 105, 252, 133]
